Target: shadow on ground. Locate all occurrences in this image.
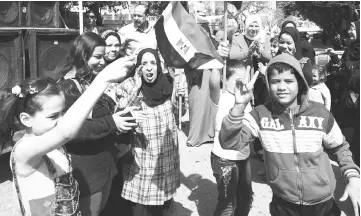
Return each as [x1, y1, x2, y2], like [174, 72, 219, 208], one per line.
[180, 172, 217, 216]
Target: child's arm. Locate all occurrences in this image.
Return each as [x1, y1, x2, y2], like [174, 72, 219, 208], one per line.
[209, 68, 221, 105]
[323, 113, 360, 215]
[219, 107, 259, 151]
[323, 114, 360, 180]
[219, 67, 260, 151]
[15, 56, 135, 163]
[321, 85, 332, 111]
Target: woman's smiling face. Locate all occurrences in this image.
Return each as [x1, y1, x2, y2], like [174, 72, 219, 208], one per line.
[141, 52, 158, 83]
[87, 46, 106, 75]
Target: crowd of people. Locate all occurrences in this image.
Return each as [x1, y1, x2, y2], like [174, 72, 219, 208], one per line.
[0, 2, 359, 216]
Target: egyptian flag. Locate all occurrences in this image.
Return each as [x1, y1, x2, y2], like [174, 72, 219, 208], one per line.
[154, 1, 224, 69]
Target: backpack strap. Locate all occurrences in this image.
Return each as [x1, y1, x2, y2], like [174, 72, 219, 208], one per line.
[70, 78, 93, 119]
[10, 146, 26, 216]
[71, 78, 83, 94]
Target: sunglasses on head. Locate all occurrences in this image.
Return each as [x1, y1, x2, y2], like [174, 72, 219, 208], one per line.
[23, 77, 56, 96]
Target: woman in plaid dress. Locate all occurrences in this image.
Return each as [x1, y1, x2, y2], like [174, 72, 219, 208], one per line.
[115, 48, 186, 216]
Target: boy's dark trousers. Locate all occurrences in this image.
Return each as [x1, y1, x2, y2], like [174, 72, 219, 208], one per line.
[211, 152, 253, 216]
[269, 195, 341, 216]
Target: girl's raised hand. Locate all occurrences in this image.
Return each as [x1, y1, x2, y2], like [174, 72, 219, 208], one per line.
[99, 56, 135, 83]
[234, 66, 259, 105]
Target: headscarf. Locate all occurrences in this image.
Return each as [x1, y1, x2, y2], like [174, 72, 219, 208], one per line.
[135, 48, 173, 107]
[349, 20, 360, 61]
[244, 14, 263, 40]
[278, 27, 302, 59]
[278, 27, 313, 86]
[100, 30, 122, 63]
[101, 29, 121, 43]
[281, 20, 297, 30]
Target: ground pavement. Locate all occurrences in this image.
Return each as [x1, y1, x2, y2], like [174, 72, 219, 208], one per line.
[172, 120, 355, 216]
[0, 123, 356, 216]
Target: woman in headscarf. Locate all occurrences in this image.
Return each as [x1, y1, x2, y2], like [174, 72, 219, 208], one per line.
[101, 30, 122, 64]
[328, 20, 360, 165]
[229, 14, 272, 69]
[115, 48, 186, 216]
[277, 27, 313, 86]
[99, 29, 135, 216]
[184, 21, 219, 147]
[281, 20, 316, 64]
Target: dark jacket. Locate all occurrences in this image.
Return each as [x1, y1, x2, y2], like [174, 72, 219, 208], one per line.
[60, 79, 118, 197]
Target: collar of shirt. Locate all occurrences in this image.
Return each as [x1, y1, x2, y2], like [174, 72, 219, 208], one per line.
[134, 22, 153, 34]
[84, 26, 99, 34]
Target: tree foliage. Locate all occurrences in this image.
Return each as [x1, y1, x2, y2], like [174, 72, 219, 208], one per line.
[282, 1, 359, 37]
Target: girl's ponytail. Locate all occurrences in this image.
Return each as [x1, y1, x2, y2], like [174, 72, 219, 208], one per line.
[0, 87, 23, 152]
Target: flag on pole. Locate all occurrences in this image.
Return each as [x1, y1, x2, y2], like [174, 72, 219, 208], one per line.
[154, 1, 224, 70]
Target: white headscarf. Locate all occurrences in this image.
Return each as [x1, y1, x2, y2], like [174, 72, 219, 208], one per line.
[244, 14, 263, 41]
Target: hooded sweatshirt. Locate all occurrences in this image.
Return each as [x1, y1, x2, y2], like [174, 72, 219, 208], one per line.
[219, 54, 360, 205]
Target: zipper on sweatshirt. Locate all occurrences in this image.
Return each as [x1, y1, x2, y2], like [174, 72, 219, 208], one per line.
[288, 109, 303, 205]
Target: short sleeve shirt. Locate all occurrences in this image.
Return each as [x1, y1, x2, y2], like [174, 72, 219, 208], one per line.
[118, 22, 157, 50]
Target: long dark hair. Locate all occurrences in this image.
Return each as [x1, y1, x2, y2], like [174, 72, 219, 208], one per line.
[56, 32, 106, 87]
[0, 78, 62, 152]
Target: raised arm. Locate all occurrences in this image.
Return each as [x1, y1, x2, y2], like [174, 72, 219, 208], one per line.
[16, 56, 135, 163]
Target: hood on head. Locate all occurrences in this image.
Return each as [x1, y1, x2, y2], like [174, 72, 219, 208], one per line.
[264, 53, 309, 113]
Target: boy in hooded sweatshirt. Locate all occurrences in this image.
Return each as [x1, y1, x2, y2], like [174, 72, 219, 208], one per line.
[219, 53, 360, 216]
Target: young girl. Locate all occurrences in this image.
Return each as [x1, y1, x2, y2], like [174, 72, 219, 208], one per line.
[308, 65, 331, 110]
[0, 57, 134, 215]
[209, 60, 254, 216]
[57, 32, 142, 216]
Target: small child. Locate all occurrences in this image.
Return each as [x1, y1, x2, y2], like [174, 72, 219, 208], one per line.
[0, 57, 134, 215]
[270, 35, 279, 58]
[210, 60, 254, 216]
[309, 65, 331, 110]
[219, 54, 360, 216]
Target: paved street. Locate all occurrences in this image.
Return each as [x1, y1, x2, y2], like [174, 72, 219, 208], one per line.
[0, 122, 355, 216]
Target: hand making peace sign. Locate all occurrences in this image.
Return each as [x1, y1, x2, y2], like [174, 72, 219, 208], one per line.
[234, 65, 260, 105]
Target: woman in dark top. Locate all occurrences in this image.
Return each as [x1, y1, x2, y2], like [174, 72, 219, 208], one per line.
[277, 27, 313, 86]
[57, 32, 139, 216]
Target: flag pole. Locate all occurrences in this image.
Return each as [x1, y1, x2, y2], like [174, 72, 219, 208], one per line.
[178, 71, 183, 130]
[79, 0, 83, 34]
[222, 1, 228, 93]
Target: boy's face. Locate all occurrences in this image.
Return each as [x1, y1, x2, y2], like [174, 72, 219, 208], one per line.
[269, 69, 299, 109]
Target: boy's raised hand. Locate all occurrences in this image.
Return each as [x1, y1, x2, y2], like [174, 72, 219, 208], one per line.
[340, 177, 360, 216]
[234, 66, 259, 105]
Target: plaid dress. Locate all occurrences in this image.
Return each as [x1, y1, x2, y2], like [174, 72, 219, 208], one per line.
[116, 77, 181, 205]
